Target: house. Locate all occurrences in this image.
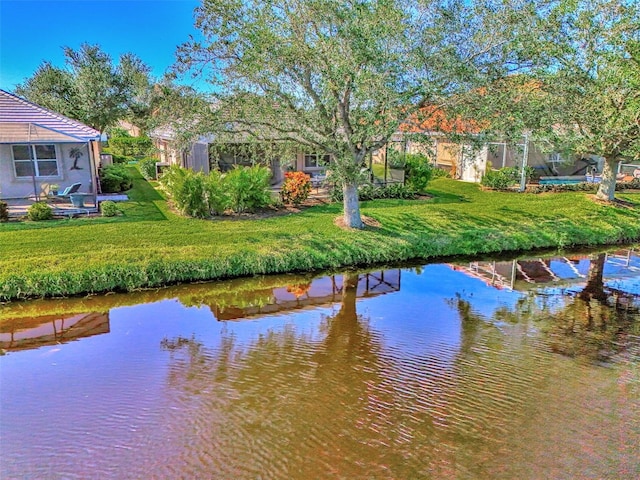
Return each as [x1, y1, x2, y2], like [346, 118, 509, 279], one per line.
[0, 89, 101, 207]
[372, 108, 604, 183]
[149, 125, 212, 175]
[149, 125, 331, 185]
[210, 142, 329, 185]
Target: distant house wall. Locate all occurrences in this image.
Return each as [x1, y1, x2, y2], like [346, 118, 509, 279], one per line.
[0, 142, 95, 199]
[153, 138, 178, 165]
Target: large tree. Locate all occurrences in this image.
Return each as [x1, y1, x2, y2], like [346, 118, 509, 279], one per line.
[175, 0, 530, 228]
[15, 43, 153, 133]
[478, 0, 640, 201]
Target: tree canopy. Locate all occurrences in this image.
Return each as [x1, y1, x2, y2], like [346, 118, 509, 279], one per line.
[470, 0, 640, 201]
[174, 0, 532, 227]
[15, 43, 153, 134]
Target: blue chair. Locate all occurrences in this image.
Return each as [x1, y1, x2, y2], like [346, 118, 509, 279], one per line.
[57, 183, 82, 197]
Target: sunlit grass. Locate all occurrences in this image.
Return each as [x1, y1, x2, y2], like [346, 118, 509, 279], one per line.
[1, 168, 638, 300]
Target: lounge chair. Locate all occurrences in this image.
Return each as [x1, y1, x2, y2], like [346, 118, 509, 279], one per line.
[57, 183, 81, 197]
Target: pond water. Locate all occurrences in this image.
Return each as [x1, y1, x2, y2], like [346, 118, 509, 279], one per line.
[1, 248, 639, 479]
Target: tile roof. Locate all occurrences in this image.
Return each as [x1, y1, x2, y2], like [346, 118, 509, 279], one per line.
[0, 89, 100, 143]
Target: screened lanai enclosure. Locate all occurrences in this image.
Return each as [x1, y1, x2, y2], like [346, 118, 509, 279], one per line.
[0, 90, 101, 216]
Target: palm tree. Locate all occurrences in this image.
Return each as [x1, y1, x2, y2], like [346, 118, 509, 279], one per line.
[69, 147, 84, 170]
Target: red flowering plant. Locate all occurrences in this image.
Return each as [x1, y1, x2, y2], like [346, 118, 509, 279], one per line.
[281, 171, 311, 205]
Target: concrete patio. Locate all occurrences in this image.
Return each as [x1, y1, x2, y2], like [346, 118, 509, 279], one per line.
[4, 196, 98, 218]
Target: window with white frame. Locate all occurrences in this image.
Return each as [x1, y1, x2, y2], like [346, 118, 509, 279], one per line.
[304, 153, 330, 169]
[12, 144, 60, 178]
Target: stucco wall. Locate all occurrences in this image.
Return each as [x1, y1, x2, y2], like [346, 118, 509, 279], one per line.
[0, 142, 94, 199]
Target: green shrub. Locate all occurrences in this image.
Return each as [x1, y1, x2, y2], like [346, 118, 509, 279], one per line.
[404, 153, 434, 191]
[616, 178, 640, 190]
[160, 165, 217, 218]
[204, 170, 229, 215]
[100, 164, 134, 193]
[431, 167, 450, 179]
[27, 202, 53, 221]
[525, 183, 598, 194]
[105, 134, 155, 158]
[331, 182, 416, 202]
[163, 167, 209, 218]
[138, 157, 158, 180]
[481, 167, 521, 190]
[160, 165, 282, 217]
[281, 171, 311, 205]
[384, 183, 418, 199]
[0, 201, 8, 222]
[100, 200, 120, 217]
[522, 178, 640, 194]
[225, 165, 272, 213]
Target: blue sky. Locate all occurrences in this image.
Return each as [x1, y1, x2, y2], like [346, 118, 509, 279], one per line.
[0, 0, 204, 92]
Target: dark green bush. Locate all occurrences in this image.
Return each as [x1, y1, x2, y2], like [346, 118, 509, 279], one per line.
[404, 153, 434, 191]
[106, 135, 155, 158]
[616, 178, 640, 190]
[525, 183, 598, 194]
[100, 164, 134, 193]
[138, 157, 158, 180]
[225, 165, 272, 213]
[27, 202, 53, 221]
[331, 182, 416, 202]
[523, 178, 639, 194]
[100, 200, 120, 217]
[0, 201, 8, 222]
[384, 183, 418, 199]
[431, 167, 450, 179]
[481, 167, 521, 190]
[205, 170, 229, 215]
[160, 165, 272, 217]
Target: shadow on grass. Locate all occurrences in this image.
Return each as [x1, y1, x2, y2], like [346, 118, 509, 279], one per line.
[423, 188, 470, 204]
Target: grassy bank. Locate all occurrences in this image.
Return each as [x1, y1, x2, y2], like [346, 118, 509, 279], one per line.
[1, 168, 639, 301]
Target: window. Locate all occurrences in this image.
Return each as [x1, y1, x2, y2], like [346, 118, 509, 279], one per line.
[304, 153, 330, 169]
[12, 144, 60, 178]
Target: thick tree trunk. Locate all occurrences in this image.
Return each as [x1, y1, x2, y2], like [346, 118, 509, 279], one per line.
[595, 157, 617, 201]
[579, 253, 608, 304]
[342, 181, 363, 229]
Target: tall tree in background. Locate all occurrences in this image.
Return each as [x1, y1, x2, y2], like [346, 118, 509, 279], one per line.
[13, 62, 80, 120]
[15, 43, 153, 133]
[539, 0, 640, 201]
[175, 0, 531, 228]
[476, 0, 640, 201]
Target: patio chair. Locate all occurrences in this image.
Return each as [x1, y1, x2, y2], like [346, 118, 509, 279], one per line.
[57, 183, 82, 197]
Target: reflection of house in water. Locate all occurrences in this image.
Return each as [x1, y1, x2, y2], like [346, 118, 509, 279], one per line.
[451, 249, 640, 294]
[210, 270, 401, 320]
[0, 312, 110, 352]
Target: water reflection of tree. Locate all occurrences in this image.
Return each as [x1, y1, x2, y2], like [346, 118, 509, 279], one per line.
[452, 253, 639, 362]
[545, 254, 640, 361]
[159, 272, 416, 478]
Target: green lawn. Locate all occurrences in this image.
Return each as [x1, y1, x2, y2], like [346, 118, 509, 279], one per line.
[1, 168, 639, 300]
